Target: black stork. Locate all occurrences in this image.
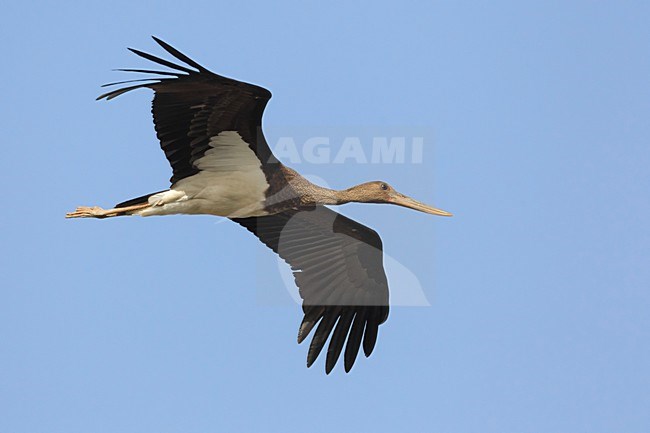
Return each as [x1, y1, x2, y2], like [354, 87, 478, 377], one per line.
[67, 37, 452, 373]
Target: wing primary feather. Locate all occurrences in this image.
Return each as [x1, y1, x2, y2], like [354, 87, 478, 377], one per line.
[325, 309, 355, 374]
[363, 309, 380, 357]
[306, 308, 341, 368]
[127, 47, 196, 74]
[344, 311, 367, 372]
[96, 83, 151, 101]
[114, 68, 181, 76]
[151, 36, 210, 72]
[297, 306, 325, 343]
[100, 78, 162, 87]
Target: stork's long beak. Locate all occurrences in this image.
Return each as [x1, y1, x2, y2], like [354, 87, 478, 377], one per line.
[391, 193, 453, 216]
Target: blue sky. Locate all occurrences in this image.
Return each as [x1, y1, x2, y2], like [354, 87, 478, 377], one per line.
[1, 1, 649, 432]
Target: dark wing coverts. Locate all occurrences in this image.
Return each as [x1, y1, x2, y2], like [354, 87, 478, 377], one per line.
[97, 36, 276, 185]
[234, 206, 390, 373]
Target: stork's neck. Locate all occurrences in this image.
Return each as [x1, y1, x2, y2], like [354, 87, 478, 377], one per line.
[307, 184, 359, 205]
[279, 166, 362, 206]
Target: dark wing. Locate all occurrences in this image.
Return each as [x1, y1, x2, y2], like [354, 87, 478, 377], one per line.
[97, 36, 277, 185]
[232, 206, 390, 374]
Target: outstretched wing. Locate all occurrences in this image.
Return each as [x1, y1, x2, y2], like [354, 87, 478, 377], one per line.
[97, 36, 277, 185]
[232, 206, 390, 374]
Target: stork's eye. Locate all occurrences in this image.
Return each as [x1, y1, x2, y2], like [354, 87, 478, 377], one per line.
[380, 183, 388, 191]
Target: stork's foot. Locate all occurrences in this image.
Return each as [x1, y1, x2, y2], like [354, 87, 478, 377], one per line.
[65, 202, 151, 219]
[66, 206, 114, 219]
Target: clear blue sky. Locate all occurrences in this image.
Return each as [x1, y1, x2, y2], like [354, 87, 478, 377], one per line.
[1, 1, 649, 432]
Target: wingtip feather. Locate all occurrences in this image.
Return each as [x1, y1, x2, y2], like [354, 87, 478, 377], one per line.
[325, 309, 354, 374]
[151, 36, 209, 72]
[344, 312, 366, 372]
[127, 47, 196, 74]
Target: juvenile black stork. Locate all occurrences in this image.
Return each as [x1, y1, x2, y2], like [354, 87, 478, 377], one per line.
[67, 37, 452, 373]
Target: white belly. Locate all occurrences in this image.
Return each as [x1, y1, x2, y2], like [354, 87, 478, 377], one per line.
[137, 131, 270, 218]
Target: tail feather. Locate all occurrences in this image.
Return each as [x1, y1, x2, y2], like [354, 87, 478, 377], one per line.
[115, 190, 167, 208]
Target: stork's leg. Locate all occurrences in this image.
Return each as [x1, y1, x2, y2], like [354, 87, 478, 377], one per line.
[65, 203, 151, 219]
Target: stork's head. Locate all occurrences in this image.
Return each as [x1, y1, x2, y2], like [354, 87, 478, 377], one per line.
[345, 181, 452, 216]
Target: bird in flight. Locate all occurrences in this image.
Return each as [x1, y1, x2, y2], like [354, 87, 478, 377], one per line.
[67, 37, 452, 373]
